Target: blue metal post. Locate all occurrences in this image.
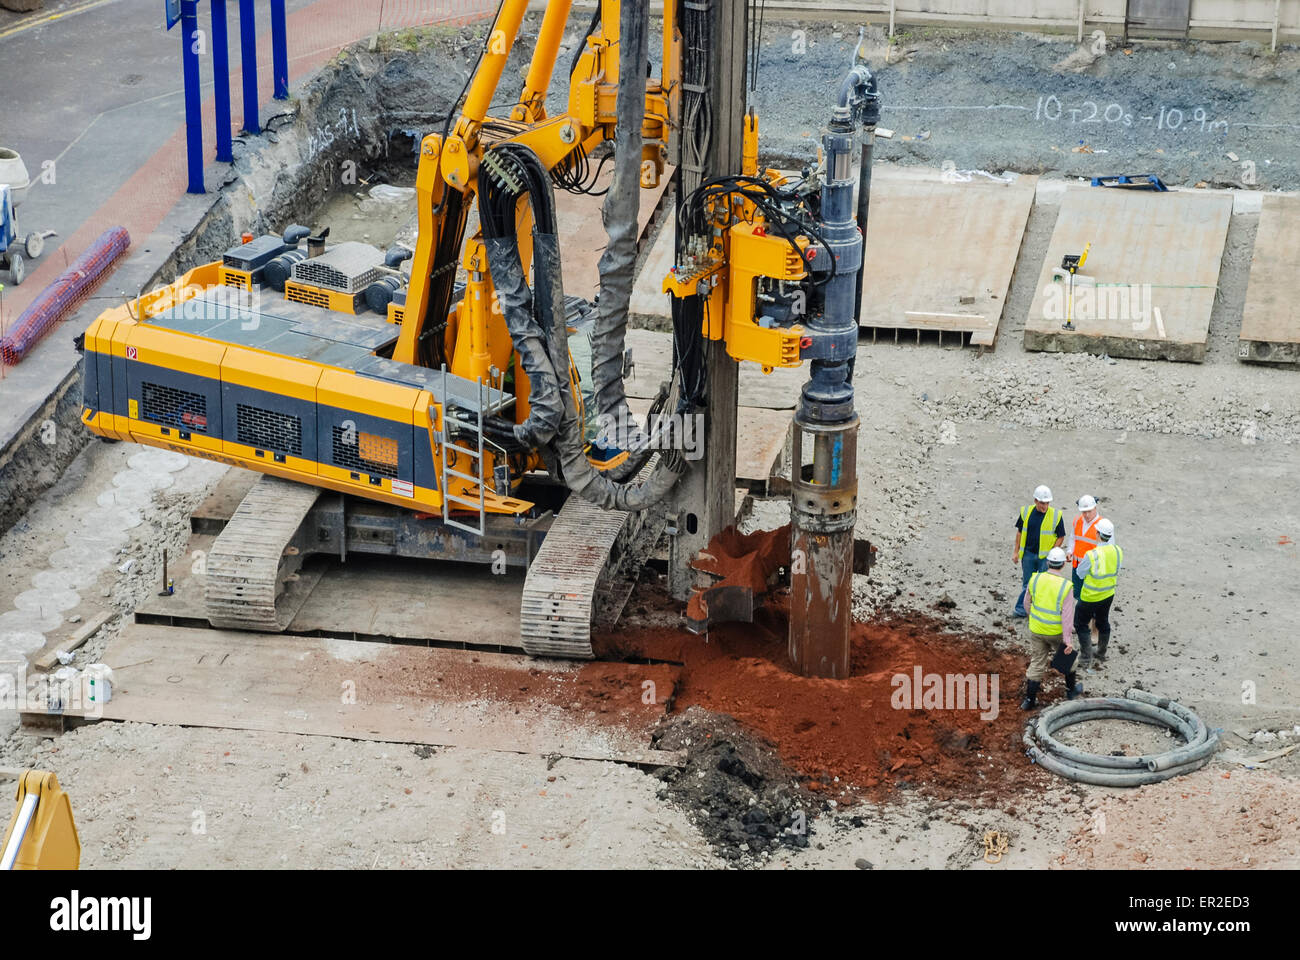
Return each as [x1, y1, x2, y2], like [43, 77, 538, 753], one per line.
[180, 0, 205, 193]
[238, 0, 259, 134]
[211, 0, 233, 162]
[271, 0, 289, 100]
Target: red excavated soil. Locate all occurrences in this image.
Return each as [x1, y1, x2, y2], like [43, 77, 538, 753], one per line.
[591, 604, 1050, 802]
[685, 524, 789, 621]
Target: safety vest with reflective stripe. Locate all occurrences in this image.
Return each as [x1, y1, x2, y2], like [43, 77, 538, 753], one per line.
[1019, 505, 1061, 560]
[1072, 515, 1100, 567]
[1080, 543, 1123, 602]
[1027, 571, 1070, 636]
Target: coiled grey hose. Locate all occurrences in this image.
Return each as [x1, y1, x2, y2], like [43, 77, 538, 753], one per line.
[1023, 688, 1220, 787]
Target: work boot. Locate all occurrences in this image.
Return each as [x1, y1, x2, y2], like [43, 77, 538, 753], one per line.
[1095, 634, 1109, 662]
[1020, 680, 1041, 711]
[1065, 672, 1083, 700]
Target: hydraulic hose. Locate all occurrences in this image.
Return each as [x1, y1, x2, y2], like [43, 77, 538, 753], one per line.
[1023, 689, 1220, 786]
[481, 143, 684, 510]
[590, 0, 651, 457]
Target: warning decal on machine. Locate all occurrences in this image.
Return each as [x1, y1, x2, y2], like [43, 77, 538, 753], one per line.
[392, 479, 414, 498]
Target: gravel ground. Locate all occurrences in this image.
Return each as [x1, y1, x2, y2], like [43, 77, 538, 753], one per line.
[1059, 767, 1300, 868]
[13, 721, 719, 869]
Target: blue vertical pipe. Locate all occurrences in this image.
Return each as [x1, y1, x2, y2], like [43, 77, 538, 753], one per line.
[211, 0, 233, 162]
[271, 0, 288, 100]
[180, 0, 204, 193]
[238, 0, 260, 134]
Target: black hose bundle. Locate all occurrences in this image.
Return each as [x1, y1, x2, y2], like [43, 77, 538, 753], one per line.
[479, 142, 684, 511]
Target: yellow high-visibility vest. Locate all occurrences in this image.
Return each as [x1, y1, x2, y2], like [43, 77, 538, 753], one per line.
[1027, 571, 1070, 636]
[1019, 505, 1061, 560]
[1081, 543, 1123, 602]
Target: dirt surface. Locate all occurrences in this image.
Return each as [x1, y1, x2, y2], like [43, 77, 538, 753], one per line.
[600, 608, 1043, 802]
[1059, 767, 1300, 868]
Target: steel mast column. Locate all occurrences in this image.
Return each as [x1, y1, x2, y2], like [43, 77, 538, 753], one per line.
[666, 0, 748, 601]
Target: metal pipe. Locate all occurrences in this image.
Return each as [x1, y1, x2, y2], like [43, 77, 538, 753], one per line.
[210, 0, 233, 163]
[238, 0, 259, 134]
[271, 0, 289, 100]
[181, 0, 204, 193]
[788, 70, 875, 677]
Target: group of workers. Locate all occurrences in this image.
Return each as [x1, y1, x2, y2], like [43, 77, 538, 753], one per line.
[1013, 485, 1124, 711]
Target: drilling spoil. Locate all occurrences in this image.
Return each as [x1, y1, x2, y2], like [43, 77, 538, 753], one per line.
[596, 606, 1045, 803]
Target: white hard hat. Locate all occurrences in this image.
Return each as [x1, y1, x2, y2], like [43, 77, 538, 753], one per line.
[1047, 547, 1068, 566]
[1034, 485, 1053, 503]
[1077, 494, 1097, 511]
[1096, 518, 1114, 540]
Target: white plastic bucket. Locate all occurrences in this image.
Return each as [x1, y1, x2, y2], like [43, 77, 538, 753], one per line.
[84, 663, 113, 705]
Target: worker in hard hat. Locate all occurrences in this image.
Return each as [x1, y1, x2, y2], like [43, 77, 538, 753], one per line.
[1020, 546, 1081, 710]
[1074, 518, 1122, 664]
[1069, 495, 1104, 666]
[1012, 485, 1066, 618]
[1069, 495, 1104, 595]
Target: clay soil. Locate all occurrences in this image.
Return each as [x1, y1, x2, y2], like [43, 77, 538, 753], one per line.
[595, 605, 1052, 803]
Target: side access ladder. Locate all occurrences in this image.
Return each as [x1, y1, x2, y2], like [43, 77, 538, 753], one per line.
[439, 368, 510, 537]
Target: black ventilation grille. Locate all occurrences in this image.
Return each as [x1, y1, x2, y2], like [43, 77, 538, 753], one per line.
[331, 425, 399, 479]
[237, 403, 302, 455]
[141, 381, 209, 432]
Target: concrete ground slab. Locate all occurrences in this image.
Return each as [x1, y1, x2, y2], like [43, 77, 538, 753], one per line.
[1024, 188, 1232, 362]
[94, 622, 685, 766]
[858, 168, 1037, 349]
[1238, 195, 1300, 366]
[134, 539, 529, 649]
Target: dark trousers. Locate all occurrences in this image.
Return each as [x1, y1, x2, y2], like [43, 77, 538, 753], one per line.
[1014, 553, 1047, 614]
[1071, 568, 1084, 600]
[1074, 595, 1114, 650]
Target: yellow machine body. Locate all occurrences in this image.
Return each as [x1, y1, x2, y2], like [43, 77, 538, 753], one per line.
[79, 0, 803, 525]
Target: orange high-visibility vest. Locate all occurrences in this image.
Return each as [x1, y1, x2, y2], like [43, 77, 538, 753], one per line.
[1073, 515, 1101, 568]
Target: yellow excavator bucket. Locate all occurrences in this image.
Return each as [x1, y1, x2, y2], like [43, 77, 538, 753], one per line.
[1, 770, 80, 870]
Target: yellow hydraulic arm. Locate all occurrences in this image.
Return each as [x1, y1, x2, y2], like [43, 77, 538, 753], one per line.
[394, 0, 678, 369]
[2, 770, 81, 870]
